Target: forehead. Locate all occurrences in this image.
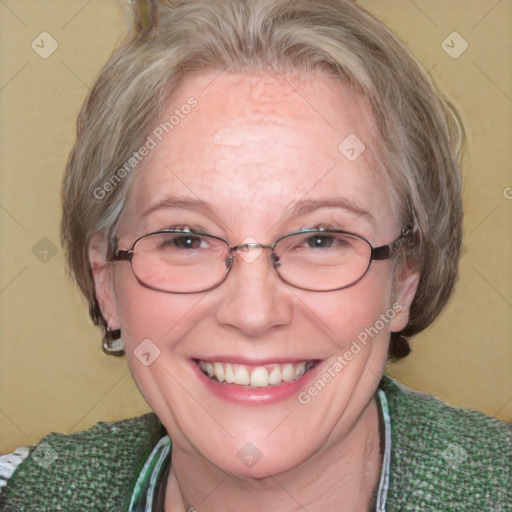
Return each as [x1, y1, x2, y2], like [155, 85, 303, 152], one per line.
[121, 71, 396, 235]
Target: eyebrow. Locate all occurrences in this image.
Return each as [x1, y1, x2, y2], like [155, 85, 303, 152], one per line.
[290, 198, 376, 226]
[142, 195, 214, 218]
[143, 195, 375, 226]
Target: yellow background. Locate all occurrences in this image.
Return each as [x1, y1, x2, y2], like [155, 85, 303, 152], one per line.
[0, 0, 511, 453]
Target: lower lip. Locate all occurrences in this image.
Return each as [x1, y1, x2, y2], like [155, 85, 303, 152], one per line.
[190, 360, 323, 404]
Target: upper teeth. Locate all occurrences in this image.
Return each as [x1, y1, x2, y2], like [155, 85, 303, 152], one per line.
[198, 360, 313, 387]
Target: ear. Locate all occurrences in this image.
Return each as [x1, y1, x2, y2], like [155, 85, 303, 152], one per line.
[88, 232, 121, 330]
[388, 261, 420, 333]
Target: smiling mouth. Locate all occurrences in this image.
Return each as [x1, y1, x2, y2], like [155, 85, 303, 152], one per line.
[195, 359, 319, 387]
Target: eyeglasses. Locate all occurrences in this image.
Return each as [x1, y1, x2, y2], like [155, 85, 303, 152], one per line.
[108, 226, 412, 293]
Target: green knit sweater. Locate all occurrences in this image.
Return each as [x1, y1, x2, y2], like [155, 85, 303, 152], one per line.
[1, 376, 511, 511]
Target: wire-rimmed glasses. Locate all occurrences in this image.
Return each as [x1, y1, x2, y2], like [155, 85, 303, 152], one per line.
[108, 226, 412, 293]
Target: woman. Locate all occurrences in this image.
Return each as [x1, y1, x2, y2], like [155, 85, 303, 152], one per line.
[1, 0, 510, 510]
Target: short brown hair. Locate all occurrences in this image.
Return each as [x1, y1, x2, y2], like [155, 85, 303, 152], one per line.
[61, 0, 464, 358]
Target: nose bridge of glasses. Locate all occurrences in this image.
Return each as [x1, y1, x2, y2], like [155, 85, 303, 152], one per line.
[229, 242, 278, 267]
[232, 242, 273, 252]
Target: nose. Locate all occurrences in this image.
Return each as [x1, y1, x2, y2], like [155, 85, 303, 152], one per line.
[213, 246, 293, 337]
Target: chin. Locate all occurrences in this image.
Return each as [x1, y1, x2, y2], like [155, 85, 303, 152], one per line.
[207, 441, 310, 480]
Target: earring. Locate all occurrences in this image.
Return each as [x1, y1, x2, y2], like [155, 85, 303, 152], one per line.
[389, 333, 411, 359]
[102, 326, 125, 357]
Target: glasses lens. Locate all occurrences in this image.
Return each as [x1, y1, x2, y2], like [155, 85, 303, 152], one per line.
[275, 231, 371, 291]
[131, 231, 230, 292]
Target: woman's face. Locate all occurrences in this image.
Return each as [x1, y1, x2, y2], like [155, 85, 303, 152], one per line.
[91, 71, 418, 477]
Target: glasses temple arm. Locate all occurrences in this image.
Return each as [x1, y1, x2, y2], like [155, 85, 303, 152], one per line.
[372, 225, 413, 261]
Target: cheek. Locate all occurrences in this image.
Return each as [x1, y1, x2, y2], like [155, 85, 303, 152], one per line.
[112, 266, 200, 347]
[112, 270, 204, 411]
[298, 263, 395, 346]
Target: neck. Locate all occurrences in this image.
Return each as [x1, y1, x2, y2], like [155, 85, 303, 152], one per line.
[165, 395, 383, 512]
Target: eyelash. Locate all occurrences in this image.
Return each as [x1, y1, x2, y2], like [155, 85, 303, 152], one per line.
[163, 223, 345, 232]
[299, 222, 346, 232]
[163, 222, 350, 234]
[164, 224, 201, 232]
[154, 223, 366, 248]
